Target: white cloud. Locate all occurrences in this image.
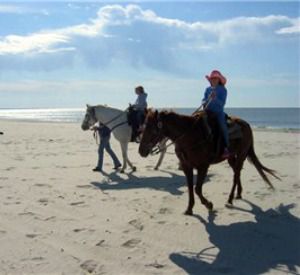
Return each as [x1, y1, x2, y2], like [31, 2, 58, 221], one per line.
[0, 4, 48, 15]
[0, 4, 298, 72]
[0, 33, 71, 55]
[276, 18, 300, 34]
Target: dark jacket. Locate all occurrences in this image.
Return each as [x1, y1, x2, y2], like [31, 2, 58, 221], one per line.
[98, 125, 111, 138]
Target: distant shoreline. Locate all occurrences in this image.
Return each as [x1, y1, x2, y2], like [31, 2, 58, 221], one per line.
[0, 107, 299, 131]
[0, 118, 299, 133]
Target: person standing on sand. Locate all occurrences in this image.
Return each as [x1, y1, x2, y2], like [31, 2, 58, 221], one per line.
[202, 70, 230, 159]
[91, 123, 121, 172]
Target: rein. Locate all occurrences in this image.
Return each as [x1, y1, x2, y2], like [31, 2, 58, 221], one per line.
[102, 112, 126, 128]
[150, 92, 215, 155]
[90, 107, 129, 132]
[150, 113, 207, 155]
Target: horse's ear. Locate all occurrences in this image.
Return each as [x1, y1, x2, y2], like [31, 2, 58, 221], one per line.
[86, 104, 90, 108]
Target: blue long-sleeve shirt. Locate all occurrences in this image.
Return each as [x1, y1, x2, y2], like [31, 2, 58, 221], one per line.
[202, 85, 227, 113]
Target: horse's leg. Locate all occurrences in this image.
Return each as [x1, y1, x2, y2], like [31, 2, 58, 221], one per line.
[227, 156, 244, 204]
[126, 157, 136, 172]
[195, 165, 212, 211]
[120, 141, 136, 173]
[154, 139, 167, 170]
[181, 162, 195, 215]
[119, 141, 128, 173]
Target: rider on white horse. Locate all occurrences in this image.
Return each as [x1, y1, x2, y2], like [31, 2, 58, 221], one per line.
[130, 86, 148, 142]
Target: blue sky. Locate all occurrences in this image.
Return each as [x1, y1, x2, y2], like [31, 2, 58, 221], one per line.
[0, 1, 299, 108]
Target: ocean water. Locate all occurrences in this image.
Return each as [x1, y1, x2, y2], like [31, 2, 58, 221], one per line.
[0, 107, 299, 130]
[176, 107, 300, 130]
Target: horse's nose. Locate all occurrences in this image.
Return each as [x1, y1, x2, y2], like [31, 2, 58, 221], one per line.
[81, 124, 88, 131]
[138, 145, 149, 157]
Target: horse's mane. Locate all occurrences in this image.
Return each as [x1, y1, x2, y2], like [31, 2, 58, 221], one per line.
[92, 104, 123, 112]
[159, 110, 205, 124]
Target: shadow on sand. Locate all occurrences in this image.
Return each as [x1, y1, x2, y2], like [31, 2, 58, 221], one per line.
[91, 170, 216, 196]
[91, 169, 186, 195]
[170, 200, 300, 275]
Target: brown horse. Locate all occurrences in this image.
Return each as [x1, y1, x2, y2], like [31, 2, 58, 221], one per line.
[139, 110, 280, 215]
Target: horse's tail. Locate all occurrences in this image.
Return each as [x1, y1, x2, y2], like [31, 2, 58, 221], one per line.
[247, 144, 280, 189]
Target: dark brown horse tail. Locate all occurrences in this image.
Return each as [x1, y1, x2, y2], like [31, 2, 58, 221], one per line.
[247, 144, 280, 189]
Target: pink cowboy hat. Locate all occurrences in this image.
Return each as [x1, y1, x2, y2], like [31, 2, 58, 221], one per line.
[205, 70, 227, 85]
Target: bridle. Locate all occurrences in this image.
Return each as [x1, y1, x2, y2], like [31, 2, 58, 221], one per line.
[146, 111, 208, 155]
[86, 106, 128, 131]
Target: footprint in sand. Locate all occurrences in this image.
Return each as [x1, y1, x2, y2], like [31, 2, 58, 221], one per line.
[34, 183, 52, 188]
[38, 198, 49, 205]
[80, 259, 98, 273]
[70, 201, 85, 206]
[76, 185, 95, 189]
[122, 239, 141, 248]
[145, 261, 165, 269]
[128, 219, 144, 231]
[19, 211, 35, 216]
[26, 233, 39, 238]
[158, 207, 172, 214]
[95, 240, 106, 247]
[73, 228, 86, 233]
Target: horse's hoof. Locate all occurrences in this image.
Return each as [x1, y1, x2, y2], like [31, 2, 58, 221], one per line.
[225, 203, 233, 208]
[184, 209, 193, 216]
[206, 202, 213, 211]
[227, 197, 233, 205]
[236, 194, 242, 200]
[154, 167, 159, 170]
[132, 166, 137, 172]
[120, 169, 125, 174]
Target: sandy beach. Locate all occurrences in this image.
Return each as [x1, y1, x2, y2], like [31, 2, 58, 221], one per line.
[0, 119, 299, 275]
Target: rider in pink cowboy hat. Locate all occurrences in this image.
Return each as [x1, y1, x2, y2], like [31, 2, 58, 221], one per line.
[202, 70, 230, 159]
[206, 70, 227, 86]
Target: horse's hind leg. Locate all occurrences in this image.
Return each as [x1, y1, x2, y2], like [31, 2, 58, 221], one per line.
[126, 157, 136, 172]
[181, 163, 195, 215]
[120, 142, 136, 173]
[195, 166, 212, 211]
[119, 142, 128, 172]
[228, 157, 244, 204]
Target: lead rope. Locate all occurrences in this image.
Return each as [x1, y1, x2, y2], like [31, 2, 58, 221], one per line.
[93, 129, 99, 145]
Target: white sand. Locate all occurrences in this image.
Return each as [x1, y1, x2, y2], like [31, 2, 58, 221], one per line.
[0, 120, 299, 275]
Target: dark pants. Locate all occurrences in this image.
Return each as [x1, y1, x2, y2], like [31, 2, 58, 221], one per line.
[97, 136, 121, 169]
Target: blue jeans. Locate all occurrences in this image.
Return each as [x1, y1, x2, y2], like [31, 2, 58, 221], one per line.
[215, 112, 229, 147]
[97, 136, 121, 169]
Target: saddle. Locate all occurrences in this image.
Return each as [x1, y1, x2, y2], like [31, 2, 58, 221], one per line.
[197, 111, 243, 161]
[127, 106, 146, 142]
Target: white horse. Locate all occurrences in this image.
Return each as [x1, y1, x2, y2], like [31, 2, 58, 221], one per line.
[81, 104, 136, 173]
[81, 105, 169, 173]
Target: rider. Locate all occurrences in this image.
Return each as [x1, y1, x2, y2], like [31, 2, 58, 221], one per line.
[202, 70, 230, 159]
[132, 85, 148, 123]
[131, 85, 148, 141]
[91, 123, 121, 172]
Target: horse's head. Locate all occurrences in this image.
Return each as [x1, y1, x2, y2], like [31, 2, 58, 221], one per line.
[81, 105, 97, 130]
[139, 109, 166, 157]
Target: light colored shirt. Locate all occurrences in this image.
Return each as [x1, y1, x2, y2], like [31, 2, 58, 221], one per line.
[134, 93, 148, 110]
